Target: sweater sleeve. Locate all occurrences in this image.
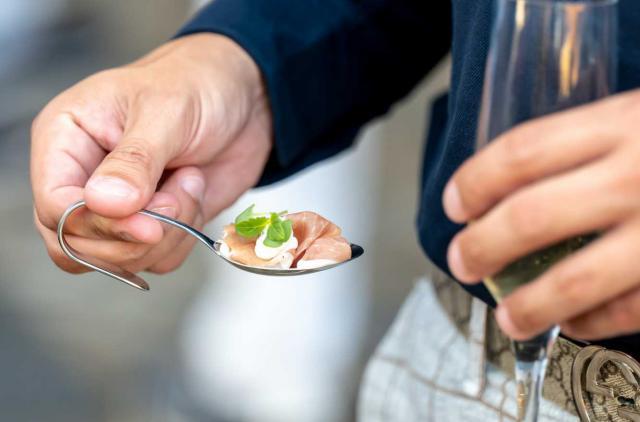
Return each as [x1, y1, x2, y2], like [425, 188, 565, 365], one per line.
[177, 0, 452, 184]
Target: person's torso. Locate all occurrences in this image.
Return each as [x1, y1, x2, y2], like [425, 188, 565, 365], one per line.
[419, 0, 640, 357]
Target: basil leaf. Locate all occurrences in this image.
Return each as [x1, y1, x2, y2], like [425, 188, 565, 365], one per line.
[264, 215, 292, 248]
[282, 219, 292, 241]
[235, 217, 268, 238]
[267, 215, 286, 242]
[234, 206, 293, 245]
[263, 237, 283, 248]
[235, 204, 256, 224]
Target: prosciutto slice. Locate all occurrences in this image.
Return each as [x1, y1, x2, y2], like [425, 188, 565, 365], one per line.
[297, 235, 352, 266]
[286, 212, 351, 266]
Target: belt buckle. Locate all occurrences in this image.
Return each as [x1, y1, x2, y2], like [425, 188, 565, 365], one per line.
[572, 345, 640, 421]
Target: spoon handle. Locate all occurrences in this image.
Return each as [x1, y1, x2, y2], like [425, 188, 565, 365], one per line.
[137, 208, 217, 252]
[57, 200, 217, 291]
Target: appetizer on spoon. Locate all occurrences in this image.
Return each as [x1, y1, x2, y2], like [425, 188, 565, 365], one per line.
[220, 204, 354, 270]
[58, 201, 364, 291]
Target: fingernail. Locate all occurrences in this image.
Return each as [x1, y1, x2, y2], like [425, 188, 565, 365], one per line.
[447, 241, 475, 282]
[86, 177, 137, 200]
[443, 182, 466, 222]
[150, 206, 178, 219]
[180, 177, 205, 202]
[496, 306, 522, 339]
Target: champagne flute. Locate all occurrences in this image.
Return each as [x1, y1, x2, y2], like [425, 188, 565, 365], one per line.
[476, 0, 617, 420]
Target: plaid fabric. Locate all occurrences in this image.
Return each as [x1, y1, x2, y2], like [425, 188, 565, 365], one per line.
[357, 278, 578, 422]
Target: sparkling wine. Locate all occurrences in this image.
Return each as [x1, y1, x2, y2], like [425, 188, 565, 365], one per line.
[484, 236, 594, 302]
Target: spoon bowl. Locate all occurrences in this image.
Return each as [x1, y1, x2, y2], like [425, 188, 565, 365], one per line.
[58, 201, 364, 291]
[213, 241, 364, 277]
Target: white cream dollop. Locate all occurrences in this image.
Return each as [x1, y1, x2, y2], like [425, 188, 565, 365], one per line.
[255, 229, 298, 260]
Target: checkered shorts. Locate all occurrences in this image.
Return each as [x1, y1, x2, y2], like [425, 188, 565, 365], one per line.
[357, 278, 578, 422]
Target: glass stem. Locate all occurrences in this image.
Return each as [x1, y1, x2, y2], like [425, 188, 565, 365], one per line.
[512, 325, 560, 422]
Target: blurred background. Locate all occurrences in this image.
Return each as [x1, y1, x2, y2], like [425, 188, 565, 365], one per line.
[0, 1, 449, 421]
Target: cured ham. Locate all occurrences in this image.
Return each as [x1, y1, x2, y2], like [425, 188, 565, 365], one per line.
[296, 235, 352, 269]
[221, 209, 352, 270]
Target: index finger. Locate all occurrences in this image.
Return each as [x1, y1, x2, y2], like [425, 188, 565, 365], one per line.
[31, 111, 105, 230]
[443, 93, 630, 223]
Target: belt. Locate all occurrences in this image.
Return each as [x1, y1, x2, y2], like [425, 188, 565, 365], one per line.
[429, 268, 640, 421]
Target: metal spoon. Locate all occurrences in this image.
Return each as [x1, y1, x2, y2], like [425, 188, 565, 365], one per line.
[57, 200, 364, 291]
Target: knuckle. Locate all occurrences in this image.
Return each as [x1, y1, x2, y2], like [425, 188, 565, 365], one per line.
[457, 231, 489, 273]
[454, 164, 489, 214]
[107, 141, 153, 172]
[33, 211, 51, 233]
[35, 206, 61, 232]
[616, 155, 640, 193]
[505, 195, 548, 243]
[500, 125, 538, 170]
[31, 102, 59, 138]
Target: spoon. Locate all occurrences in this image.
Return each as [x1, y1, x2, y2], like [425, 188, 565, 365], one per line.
[57, 201, 364, 291]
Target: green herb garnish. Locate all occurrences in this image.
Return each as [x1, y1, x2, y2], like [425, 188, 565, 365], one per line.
[234, 205, 293, 247]
[264, 213, 293, 247]
[234, 204, 269, 238]
[235, 217, 269, 238]
[235, 204, 257, 225]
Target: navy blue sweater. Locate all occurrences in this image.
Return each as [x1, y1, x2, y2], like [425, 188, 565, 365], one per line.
[178, 0, 640, 356]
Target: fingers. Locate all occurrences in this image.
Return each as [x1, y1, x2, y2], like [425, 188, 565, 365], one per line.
[494, 217, 640, 340]
[148, 216, 200, 274]
[443, 94, 629, 223]
[63, 192, 179, 243]
[32, 81, 189, 243]
[40, 166, 205, 275]
[448, 153, 640, 282]
[124, 166, 205, 271]
[35, 209, 154, 273]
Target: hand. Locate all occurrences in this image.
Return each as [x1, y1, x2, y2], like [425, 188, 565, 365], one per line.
[31, 34, 272, 275]
[442, 91, 640, 341]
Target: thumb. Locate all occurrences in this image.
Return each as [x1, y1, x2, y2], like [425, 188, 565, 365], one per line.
[84, 122, 176, 218]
